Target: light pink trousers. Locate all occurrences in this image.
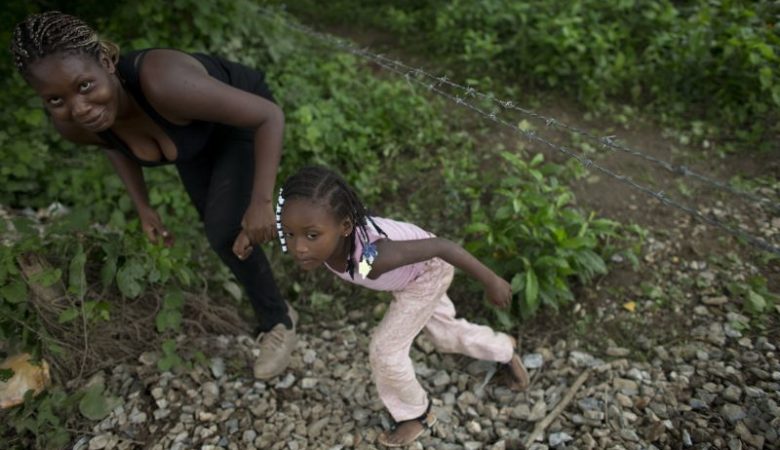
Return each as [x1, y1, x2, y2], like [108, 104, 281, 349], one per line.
[368, 258, 515, 422]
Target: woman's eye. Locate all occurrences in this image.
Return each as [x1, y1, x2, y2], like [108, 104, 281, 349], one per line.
[47, 97, 63, 106]
[79, 81, 93, 92]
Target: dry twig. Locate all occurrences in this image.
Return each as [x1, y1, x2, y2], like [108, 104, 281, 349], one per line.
[524, 368, 591, 447]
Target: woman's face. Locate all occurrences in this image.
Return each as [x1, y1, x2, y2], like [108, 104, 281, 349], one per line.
[26, 52, 120, 133]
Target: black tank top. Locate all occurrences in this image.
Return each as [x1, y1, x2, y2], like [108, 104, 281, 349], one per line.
[98, 49, 275, 167]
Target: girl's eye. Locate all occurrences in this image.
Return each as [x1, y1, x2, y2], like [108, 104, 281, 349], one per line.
[47, 97, 63, 106]
[306, 233, 318, 240]
[79, 81, 93, 92]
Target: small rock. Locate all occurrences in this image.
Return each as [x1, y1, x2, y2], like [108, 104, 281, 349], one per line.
[682, 429, 693, 446]
[721, 403, 746, 424]
[548, 431, 573, 446]
[728, 438, 742, 450]
[275, 373, 296, 389]
[88, 434, 111, 450]
[528, 400, 546, 422]
[722, 385, 742, 402]
[210, 358, 225, 378]
[466, 420, 482, 434]
[302, 349, 317, 364]
[522, 353, 544, 369]
[702, 296, 728, 306]
[614, 378, 639, 396]
[138, 352, 157, 366]
[301, 377, 318, 389]
[432, 371, 451, 387]
[606, 347, 630, 357]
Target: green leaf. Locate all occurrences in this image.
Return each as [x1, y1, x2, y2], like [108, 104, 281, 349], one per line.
[155, 309, 182, 333]
[746, 290, 767, 314]
[161, 338, 177, 355]
[464, 222, 491, 234]
[52, 208, 91, 234]
[100, 241, 120, 290]
[116, 260, 146, 298]
[29, 268, 62, 287]
[17, 108, 45, 127]
[561, 236, 590, 249]
[68, 244, 87, 300]
[58, 307, 80, 324]
[493, 308, 515, 329]
[525, 269, 539, 310]
[223, 281, 243, 301]
[157, 353, 182, 372]
[79, 384, 119, 421]
[510, 273, 524, 293]
[1, 280, 27, 304]
[163, 288, 185, 310]
[48, 342, 65, 356]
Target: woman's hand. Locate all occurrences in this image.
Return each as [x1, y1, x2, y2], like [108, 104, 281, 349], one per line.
[485, 275, 512, 309]
[138, 207, 174, 247]
[233, 202, 275, 260]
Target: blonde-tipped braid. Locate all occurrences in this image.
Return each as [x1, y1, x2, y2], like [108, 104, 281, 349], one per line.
[11, 11, 119, 76]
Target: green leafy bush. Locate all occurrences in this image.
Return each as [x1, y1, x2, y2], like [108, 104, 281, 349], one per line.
[278, 0, 779, 149]
[463, 152, 619, 323]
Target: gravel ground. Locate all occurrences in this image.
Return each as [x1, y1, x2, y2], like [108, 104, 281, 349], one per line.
[73, 291, 779, 450]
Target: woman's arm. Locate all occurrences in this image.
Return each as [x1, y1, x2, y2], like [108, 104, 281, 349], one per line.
[103, 149, 150, 213]
[137, 50, 283, 248]
[104, 149, 172, 245]
[50, 109, 171, 245]
[371, 238, 511, 307]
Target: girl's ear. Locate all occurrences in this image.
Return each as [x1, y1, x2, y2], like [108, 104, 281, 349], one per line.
[340, 218, 354, 237]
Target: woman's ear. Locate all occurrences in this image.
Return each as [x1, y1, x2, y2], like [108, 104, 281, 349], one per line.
[99, 53, 116, 74]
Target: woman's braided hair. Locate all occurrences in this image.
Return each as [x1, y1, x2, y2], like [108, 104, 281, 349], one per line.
[10, 11, 119, 76]
[280, 166, 385, 278]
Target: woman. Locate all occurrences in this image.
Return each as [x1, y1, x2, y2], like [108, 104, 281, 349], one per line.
[11, 11, 296, 380]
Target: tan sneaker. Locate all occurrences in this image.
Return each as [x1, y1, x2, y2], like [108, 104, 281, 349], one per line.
[253, 305, 298, 380]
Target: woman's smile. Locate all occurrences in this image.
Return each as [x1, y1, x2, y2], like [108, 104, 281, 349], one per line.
[78, 109, 107, 131]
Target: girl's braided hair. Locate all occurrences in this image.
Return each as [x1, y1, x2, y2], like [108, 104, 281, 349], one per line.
[10, 11, 119, 76]
[280, 166, 386, 278]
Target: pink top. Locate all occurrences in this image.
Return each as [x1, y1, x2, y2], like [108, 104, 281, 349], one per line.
[325, 216, 434, 292]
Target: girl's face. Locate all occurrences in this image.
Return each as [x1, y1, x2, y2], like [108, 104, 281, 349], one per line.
[26, 52, 120, 133]
[280, 198, 353, 271]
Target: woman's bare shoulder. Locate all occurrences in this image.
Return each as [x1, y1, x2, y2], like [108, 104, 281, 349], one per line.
[137, 49, 207, 86]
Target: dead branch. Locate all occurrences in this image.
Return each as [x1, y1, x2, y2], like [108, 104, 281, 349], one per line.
[524, 368, 591, 447]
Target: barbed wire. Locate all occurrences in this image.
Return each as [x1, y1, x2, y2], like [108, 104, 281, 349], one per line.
[363, 53, 780, 213]
[271, 13, 780, 256]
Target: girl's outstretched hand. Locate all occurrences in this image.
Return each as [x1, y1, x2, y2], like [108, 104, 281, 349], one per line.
[486, 275, 512, 308]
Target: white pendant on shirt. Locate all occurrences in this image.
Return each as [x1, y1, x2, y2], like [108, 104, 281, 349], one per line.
[358, 260, 372, 279]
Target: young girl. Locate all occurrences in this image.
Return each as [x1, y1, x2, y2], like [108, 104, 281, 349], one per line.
[277, 166, 530, 447]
